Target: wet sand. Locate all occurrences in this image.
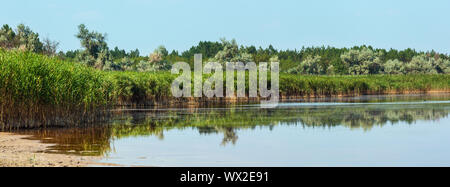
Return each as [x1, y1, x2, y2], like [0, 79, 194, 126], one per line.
[0, 132, 98, 167]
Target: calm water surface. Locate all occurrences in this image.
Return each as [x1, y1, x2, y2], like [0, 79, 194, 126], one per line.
[19, 94, 450, 166]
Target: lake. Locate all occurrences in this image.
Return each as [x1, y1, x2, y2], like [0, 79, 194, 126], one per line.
[18, 94, 450, 166]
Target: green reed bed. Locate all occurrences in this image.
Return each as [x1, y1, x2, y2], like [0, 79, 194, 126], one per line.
[105, 71, 175, 105]
[0, 50, 114, 129]
[279, 74, 450, 97]
[0, 50, 177, 128]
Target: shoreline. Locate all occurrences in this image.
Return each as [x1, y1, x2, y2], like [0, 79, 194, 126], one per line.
[0, 132, 98, 167]
[115, 90, 450, 106]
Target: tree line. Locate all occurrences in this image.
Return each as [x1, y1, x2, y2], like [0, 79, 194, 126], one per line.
[1, 23, 449, 75]
[0, 24, 59, 56]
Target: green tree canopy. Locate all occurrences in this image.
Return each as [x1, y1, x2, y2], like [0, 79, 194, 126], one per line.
[75, 24, 110, 69]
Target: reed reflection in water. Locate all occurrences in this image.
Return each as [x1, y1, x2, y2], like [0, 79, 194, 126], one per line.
[17, 98, 450, 159]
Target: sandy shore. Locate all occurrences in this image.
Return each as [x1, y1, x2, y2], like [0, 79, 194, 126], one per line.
[0, 132, 98, 167]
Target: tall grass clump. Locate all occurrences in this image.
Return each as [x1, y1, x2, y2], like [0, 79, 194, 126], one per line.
[0, 49, 113, 129]
[1, 49, 449, 129]
[104, 71, 176, 105]
[279, 74, 450, 97]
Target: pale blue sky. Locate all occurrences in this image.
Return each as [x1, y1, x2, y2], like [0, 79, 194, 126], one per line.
[1, 0, 449, 54]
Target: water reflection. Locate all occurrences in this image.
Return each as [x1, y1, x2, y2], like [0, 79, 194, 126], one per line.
[20, 126, 113, 156]
[16, 95, 450, 157]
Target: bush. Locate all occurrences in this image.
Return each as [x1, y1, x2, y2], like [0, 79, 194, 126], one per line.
[384, 59, 405, 74]
[0, 50, 113, 128]
[340, 48, 383, 75]
[287, 55, 323, 75]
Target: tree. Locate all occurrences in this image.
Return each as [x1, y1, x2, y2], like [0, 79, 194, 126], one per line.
[384, 59, 405, 74]
[341, 48, 383, 75]
[149, 51, 163, 63]
[155, 45, 168, 57]
[326, 65, 336, 75]
[63, 50, 81, 59]
[210, 38, 253, 63]
[42, 37, 59, 56]
[75, 24, 110, 69]
[437, 59, 450, 74]
[135, 60, 151, 72]
[129, 49, 140, 58]
[15, 24, 43, 53]
[404, 54, 449, 74]
[269, 55, 279, 62]
[244, 45, 257, 55]
[0, 24, 48, 54]
[144, 46, 172, 71]
[136, 60, 171, 72]
[0, 24, 16, 49]
[287, 55, 323, 75]
[110, 47, 126, 60]
[103, 61, 122, 71]
[103, 57, 134, 71]
[181, 41, 223, 59]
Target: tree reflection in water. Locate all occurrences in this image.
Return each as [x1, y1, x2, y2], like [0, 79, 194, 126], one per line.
[15, 100, 450, 156]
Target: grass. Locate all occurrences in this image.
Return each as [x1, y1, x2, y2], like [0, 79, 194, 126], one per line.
[1, 49, 449, 128]
[0, 50, 110, 106]
[0, 50, 114, 129]
[280, 74, 450, 96]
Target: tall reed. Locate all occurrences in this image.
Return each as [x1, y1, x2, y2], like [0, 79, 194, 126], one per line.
[279, 74, 450, 97]
[0, 50, 112, 129]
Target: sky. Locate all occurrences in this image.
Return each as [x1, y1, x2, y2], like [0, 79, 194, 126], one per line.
[1, 0, 449, 55]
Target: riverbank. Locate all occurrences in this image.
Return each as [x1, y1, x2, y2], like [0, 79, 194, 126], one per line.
[0, 132, 97, 167]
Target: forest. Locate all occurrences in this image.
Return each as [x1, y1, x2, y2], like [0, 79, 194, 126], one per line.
[2, 23, 450, 75]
